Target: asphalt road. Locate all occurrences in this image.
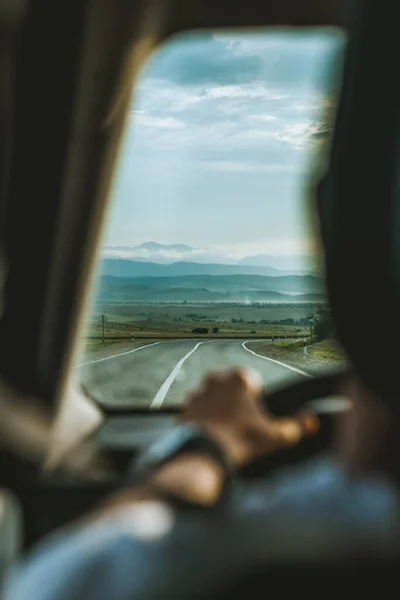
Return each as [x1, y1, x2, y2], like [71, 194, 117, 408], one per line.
[79, 339, 310, 408]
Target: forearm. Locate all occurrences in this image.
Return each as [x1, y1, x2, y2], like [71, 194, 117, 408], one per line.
[101, 453, 225, 513]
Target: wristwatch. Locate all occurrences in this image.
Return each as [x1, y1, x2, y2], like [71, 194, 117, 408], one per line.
[127, 424, 232, 507]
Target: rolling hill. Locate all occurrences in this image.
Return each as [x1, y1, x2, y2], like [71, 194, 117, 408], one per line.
[95, 273, 325, 303]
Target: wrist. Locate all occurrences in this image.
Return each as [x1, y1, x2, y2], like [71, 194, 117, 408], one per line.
[200, 422, 268, 468]
[150, 452, 225, 506]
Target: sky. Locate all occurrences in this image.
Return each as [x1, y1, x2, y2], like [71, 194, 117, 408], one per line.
[103, 28, 344, 262]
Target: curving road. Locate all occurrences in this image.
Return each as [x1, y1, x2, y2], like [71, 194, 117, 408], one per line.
[79, 339, 310, 409]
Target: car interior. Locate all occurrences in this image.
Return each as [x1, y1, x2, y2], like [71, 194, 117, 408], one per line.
[1, 0, 399, 595]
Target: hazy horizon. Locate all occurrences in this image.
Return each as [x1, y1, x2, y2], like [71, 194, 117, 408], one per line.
[101, 241, 317, 271]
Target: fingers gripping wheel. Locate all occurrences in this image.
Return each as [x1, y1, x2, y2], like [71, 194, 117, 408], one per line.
[241, 370, 351, 479]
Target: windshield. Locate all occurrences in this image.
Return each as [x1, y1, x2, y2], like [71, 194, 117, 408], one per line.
[77, 28, 346, 409]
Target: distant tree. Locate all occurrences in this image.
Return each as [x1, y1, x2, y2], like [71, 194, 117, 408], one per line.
[212, 327, 219, 334]
[313, 307, 334, 341]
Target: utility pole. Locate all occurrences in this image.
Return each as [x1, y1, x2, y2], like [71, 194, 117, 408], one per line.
[307, 313, 314, 343]
[101, 314, 107, 344]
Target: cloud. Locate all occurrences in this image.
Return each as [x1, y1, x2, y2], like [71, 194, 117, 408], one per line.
[130, 31, 341, 156]
[133, 84, 203, 114]
[132, 113, 185, 130]
[200, 161, 295, 174]
[276, 120, 332, 149]
[101, 249, 138, 259]
[101, 241, 314, 263]
[246, 114, 278, 123]
[130, 69, 333, 157]
[129, 118, 239, 151]
[143, 30, 345, 94]
[145, 33, 263, 86]
[203, 85, 288, 101]
[101, 245, 236, 264]
[128, 80, 334, 164]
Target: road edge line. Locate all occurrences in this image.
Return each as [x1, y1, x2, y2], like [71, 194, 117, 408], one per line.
[242, 341, 312, 378]
[74, 341, 163, 368]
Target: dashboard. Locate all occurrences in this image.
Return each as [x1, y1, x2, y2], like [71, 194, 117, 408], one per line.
[96, 413, 178, 449]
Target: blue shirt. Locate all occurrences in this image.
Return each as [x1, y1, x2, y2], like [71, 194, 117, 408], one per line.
[4, 459, 400, 600]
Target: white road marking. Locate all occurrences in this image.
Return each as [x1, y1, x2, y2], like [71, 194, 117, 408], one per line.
[150, 341, 206, 409]
[74, 341, 163, 368]
[242, 341, 312, 378]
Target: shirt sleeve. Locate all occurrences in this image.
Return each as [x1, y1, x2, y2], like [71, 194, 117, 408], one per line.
[3, 502, 182, 600]
[2, 501, 234, 600]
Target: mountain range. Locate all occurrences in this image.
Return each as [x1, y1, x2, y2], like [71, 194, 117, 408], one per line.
[97, 243, 322, 303]
[99, 258, 312, 279]
[102, 242, 315, 272]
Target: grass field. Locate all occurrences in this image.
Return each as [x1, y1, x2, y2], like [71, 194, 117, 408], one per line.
[250, 338, 346, 363]
[92, 302, 316, 323]
[81, 338, 157, 355]
[83, 302, 314, 345]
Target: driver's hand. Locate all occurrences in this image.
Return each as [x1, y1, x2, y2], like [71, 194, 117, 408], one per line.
[101, 367, 319, 511]
[181, 366, 319, 468]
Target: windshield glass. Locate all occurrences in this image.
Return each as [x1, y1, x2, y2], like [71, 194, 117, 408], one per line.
[77, 29, 346, 409]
